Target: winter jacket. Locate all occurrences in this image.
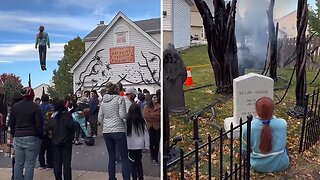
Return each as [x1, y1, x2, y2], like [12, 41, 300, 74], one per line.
[124, 96, 132, 113]
[9, 99, 43, 138]
[143, 103, 161, 130]
[49, 111, 75, 146]
[98, 94, 126, 133]
[40, 102, 54, 120]
[40, 102, 54, 132]
[127, 124, 150, 150]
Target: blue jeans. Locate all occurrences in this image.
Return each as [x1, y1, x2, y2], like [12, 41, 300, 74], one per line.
[14, 136, 41, 180]
[103, 132, 130, 180]
[38, 45, 47, 66]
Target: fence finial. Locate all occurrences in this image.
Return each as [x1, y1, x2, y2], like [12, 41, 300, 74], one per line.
[28, 73, 31, 87]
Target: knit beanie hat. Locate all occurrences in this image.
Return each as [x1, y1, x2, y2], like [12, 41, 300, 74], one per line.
[20, 87, 35, 100]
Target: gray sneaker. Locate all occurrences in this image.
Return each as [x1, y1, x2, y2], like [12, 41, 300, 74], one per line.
[39, 166, 46, 170]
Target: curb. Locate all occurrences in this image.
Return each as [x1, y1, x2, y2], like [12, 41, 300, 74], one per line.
[0, 168, 160, 180]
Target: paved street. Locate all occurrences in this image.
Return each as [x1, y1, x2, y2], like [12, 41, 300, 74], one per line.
[0, 168, 159, 180]
[0, 126, 160, 179]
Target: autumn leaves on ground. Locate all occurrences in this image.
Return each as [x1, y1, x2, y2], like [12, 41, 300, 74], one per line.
[168, 46, 320, 179]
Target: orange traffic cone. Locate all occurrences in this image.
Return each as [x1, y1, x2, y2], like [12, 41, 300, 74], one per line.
[185, 66, 193, 86]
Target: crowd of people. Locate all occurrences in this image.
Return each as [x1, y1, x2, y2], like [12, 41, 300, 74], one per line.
[4, 82, 160, 180]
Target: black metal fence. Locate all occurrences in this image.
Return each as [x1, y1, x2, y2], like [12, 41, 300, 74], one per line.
[0, 95, 7, 144]
[0, 112, 7, 144]
[0, 128, 6, 144]
[165, 116, 252, 180]
[299, 89, 320, 153]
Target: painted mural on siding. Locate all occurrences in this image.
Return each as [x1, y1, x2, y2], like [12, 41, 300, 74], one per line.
[72, 13, 161, 94]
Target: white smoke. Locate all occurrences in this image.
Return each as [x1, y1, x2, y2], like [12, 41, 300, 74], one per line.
[236, 0, 269, 68]
[200, 0, 298, 68]
[235, 0, 298, 68]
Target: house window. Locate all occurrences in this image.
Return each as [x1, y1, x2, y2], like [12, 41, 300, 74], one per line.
[114, 25, 129, 46]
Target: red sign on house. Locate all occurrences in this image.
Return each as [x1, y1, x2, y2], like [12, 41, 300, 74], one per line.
[110, 46, 135, 64]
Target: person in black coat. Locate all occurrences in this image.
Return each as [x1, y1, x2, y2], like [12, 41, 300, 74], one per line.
[9, 87, 43, 180]
[49, 99, 75, 180]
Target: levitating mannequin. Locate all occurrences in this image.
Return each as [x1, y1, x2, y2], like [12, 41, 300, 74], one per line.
[35, 26, 50, 71]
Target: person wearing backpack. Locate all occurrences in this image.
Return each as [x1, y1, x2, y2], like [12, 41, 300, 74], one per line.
[49, 99, 75, 180]
[5, 93, 23, 180]
[38, 94, 54, 170]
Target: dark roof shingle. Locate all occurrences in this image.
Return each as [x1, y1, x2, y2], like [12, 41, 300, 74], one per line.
[84, 25, 107, 40]
[134, 18, 160, 33]
[84, 18, 160, 40]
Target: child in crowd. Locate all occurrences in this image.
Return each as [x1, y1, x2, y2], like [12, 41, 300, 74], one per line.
[126, 103, 150, 180]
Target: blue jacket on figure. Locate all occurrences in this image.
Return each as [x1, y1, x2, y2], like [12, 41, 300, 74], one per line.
[241, 97, 289, 173]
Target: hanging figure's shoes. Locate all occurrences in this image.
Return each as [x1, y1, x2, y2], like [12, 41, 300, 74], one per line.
[41, 65, 46, 71]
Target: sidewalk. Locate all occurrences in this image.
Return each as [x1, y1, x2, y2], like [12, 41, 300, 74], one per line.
[0, 168, 160, 180]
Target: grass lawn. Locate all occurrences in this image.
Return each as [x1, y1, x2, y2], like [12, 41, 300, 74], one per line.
[168, 45, 320, 179]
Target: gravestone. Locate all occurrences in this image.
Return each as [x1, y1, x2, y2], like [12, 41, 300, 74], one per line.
[224, 73, 274, 138]
[163, 43, 188, 114]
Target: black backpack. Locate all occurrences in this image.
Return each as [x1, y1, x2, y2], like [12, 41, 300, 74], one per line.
[84, 137, 95, 146]
[50, 112, 74, 146]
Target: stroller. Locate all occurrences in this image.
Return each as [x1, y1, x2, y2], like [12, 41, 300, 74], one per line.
[71, 111, 95, 146]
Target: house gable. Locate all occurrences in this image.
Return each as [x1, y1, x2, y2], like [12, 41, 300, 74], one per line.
[71, 12, 160, 73]
[71, 12, 161, 94]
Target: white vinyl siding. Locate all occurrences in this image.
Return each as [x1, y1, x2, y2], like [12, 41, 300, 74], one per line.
[163, 0, 172, 31]
[149, 32, 161, 43]
[173, 0, 191, 49]
[73, 18, 160, 93]
[85, 41, 94, 51]
[33, 84, 49, 99]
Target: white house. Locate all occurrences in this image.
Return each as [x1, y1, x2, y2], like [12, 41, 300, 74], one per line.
[70, 12, 161, 95]
[190, 1, 205, 41]
[33, 83, 50, 99]
[275, 10, 297, 38]
[163, 0, 193, 50]
[276, 7, 312, 39]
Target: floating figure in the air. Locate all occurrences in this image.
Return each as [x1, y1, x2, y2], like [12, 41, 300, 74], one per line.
[35, 26, 50, 71]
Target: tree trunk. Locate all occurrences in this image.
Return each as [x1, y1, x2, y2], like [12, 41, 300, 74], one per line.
[295, 0, 308, 106]
[194, 0, 239, 93]
[267, 0, 278, 80]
